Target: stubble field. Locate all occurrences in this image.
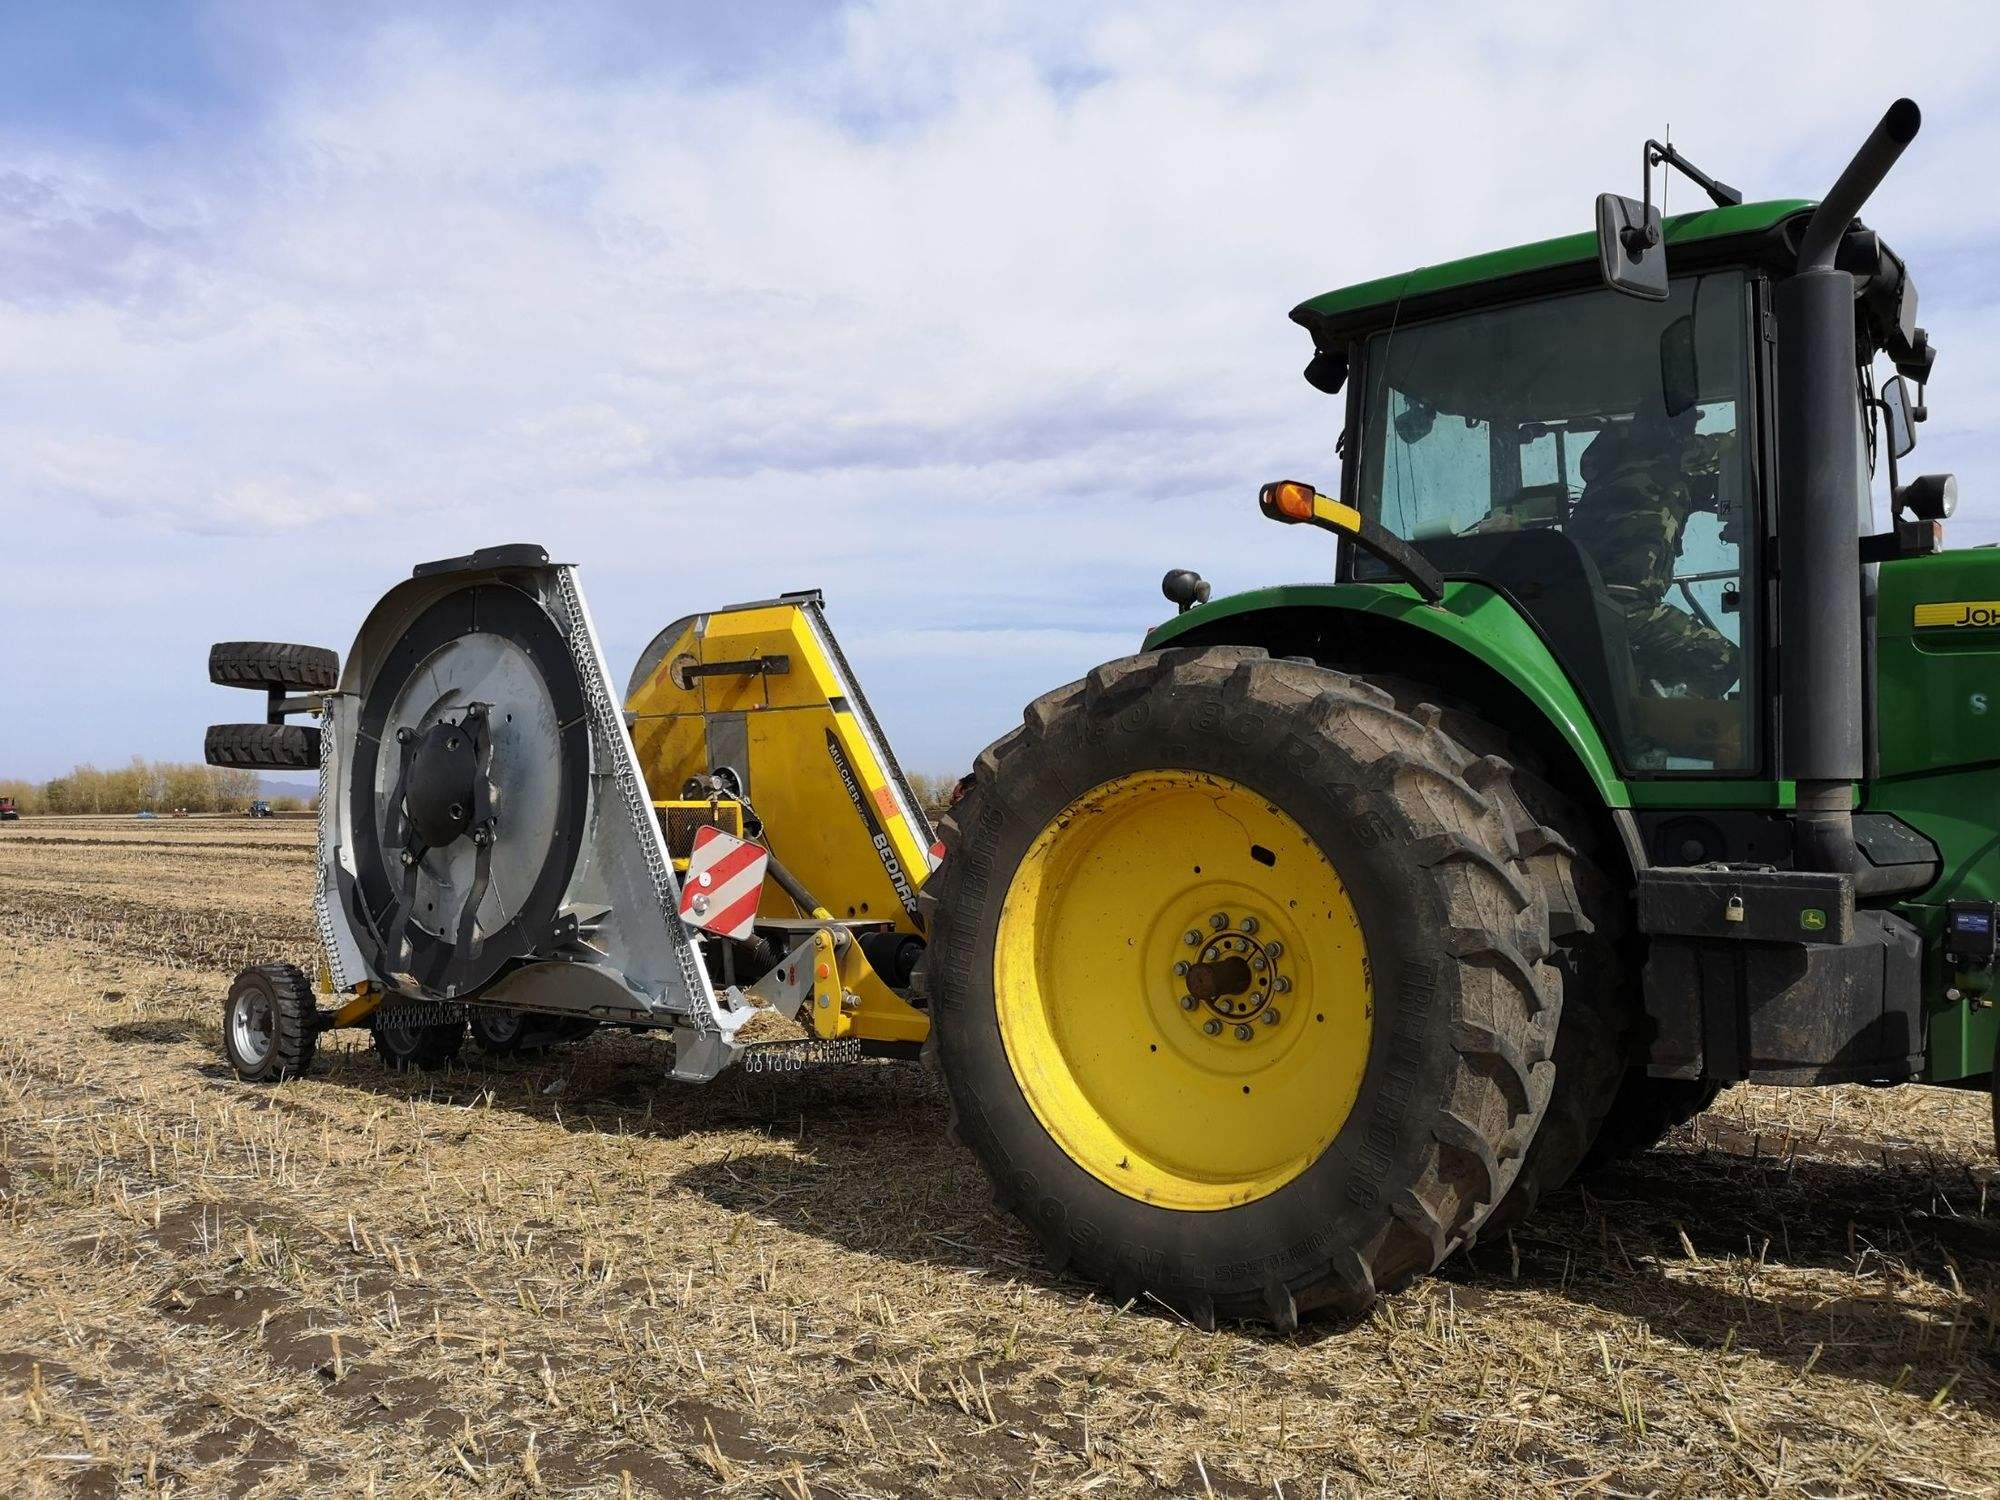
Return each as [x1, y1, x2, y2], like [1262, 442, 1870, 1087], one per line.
[0, 817, 1995, 1496]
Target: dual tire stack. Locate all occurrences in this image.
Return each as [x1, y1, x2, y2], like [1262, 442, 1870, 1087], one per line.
[203, 641, 338, 771]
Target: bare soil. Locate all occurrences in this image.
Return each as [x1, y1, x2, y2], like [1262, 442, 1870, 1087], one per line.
[1, 816, 1995, 1496]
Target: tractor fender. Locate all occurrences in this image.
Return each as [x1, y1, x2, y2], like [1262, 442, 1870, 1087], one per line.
[1144, 581, 1633, 820]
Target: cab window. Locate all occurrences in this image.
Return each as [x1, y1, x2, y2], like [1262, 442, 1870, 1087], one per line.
[1353, 272, 1756, 774]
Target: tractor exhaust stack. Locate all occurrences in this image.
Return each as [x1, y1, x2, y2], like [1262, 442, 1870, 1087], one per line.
[1776, 99, 1920, 882]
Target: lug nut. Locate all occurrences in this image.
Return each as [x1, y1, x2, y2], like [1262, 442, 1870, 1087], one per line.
[1264, 941, 1283, 959]
[1274, 976, 1292, 993]
[399, 850, 416, 867]
[1209, 912, 1229, 931]
[1262, 1009, 1281, 1027]
[1202, 1019, 1222, 1036]
[396, 726, 415, 743]
[1234, 1024, 1254, 1041]
[1180, 995, 1198, 1012]
[1173, 960, 1189, 976]
[1251, 954, 1267, 971]
[1183, 930, 1201, 947]
[1239, 916, 1259, 934]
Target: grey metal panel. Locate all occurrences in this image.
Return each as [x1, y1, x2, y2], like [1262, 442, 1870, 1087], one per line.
[705, 713, 751, 797]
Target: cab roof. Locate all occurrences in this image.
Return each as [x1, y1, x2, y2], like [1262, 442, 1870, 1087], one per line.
[1291, 198, 1812, 338]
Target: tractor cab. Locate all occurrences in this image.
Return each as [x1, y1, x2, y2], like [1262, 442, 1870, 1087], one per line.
[1289, 195, 1934, 781]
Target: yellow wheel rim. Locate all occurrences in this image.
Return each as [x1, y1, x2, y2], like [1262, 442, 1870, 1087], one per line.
[994, 770, 1373, 1211]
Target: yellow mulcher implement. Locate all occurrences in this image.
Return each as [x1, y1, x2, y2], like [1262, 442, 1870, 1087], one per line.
[204, 548, 937, 1095]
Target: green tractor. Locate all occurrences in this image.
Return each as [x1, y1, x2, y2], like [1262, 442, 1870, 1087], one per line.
[922, 98, 1996, 1328]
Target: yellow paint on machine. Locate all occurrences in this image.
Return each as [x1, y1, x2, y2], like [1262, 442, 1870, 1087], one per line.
[625, 595, 935, 1046]
[1913, 600, 2000, 629]
[1309, 494, 1365, 534]
[993, 769, 1373, 1211]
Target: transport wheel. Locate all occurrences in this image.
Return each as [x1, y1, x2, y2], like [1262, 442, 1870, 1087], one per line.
[469, 1008, 536, 1056]
[208, 640, 339, 692]
[222, 964, 317, 1082]
[1581, 1076, 1722, 1168]
[204, 722, 321, 771]
[923, 646, 1560, 1328]
[1360, 677, 1634, 1243]
[372, 1015, 467, 1071]
[468, 1010, 598, 1055]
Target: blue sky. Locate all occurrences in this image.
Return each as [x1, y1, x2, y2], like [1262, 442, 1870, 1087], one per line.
[3, 1, 1999, 782]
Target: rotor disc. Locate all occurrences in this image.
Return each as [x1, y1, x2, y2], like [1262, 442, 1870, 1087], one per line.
[346, 583, 589, 997]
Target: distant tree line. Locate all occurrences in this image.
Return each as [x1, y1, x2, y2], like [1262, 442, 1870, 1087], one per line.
[0, 759, 313, 815]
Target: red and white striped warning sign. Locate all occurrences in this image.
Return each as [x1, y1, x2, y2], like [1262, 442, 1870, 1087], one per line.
[676, 825, 769, 940]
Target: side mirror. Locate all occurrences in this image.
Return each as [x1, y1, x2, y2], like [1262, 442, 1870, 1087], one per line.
[1660, 315, 1699, 417]
[1882, 374, 1917, 458]
[1596, 193, 1668, 301]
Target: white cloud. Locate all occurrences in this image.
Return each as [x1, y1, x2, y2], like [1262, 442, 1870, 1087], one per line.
[3, 0, 1999, 778]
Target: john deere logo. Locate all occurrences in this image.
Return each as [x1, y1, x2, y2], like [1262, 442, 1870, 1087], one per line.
[1914, 600, 2000, 628]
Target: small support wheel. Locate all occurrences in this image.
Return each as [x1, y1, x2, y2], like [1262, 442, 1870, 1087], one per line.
[469, 1008, 539, 1057]
[469, 1008, 596, 1057]
[223, 964, 318, 1082]
[372, 1015, 467, 1071]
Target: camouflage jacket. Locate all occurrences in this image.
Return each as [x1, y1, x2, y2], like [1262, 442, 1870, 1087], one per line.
[1568, 430, 1733, 599]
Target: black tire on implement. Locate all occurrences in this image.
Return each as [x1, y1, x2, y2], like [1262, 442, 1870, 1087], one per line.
[205, 723, 321, 771]
[223, 964, 318, 1082]
[469, 1008, 536, 1056]
[372, 1016, 467, 1072]
[209, 641, 339, 692]
[922, 646, 1562, 1329]
[469, 1010, 600, 1056]
[1358, 677, 1634, 1244]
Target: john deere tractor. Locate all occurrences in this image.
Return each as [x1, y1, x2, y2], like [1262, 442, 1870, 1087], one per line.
[919, 97, 1994, 1327]
[206, 99, 1994, 1331]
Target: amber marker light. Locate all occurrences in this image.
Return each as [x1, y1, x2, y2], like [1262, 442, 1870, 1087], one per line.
[1259, 480, 1317, 523]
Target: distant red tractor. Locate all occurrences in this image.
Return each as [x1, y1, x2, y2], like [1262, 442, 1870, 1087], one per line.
[0, 797, 20, 821]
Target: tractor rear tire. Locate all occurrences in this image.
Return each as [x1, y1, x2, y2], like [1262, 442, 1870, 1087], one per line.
[223, 964, 317, 1082]
[1356, 677, 1635, 1244]
[205, 723, 321, 771]
[372, 1016, 466, 1071]
[1581, 1076, 1722, 1168]
[209, 641, 339, 692]
[923, 646, 1560, 1328]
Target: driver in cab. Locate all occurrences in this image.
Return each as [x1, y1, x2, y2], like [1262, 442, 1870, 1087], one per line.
[1566, 408, 1740, 699]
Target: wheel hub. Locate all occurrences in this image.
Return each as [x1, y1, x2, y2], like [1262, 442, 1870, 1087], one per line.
[1179, 919, 1283, 1031]
[231, 990, 274, 1064]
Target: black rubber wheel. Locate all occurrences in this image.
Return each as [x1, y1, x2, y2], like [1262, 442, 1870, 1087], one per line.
[1359, 677, 1635, 1243]
[923, 646, 1560, 1329]
[371, 1015, 467, 1071]
[1581, 1075, 1722, 1169]
[469, 1008, 535, 1056]
[468, 1009, 599, 1056]
[223, 964, 317, 1082]
[205, 723, 321, 771]
[209, 641, 339, 692]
